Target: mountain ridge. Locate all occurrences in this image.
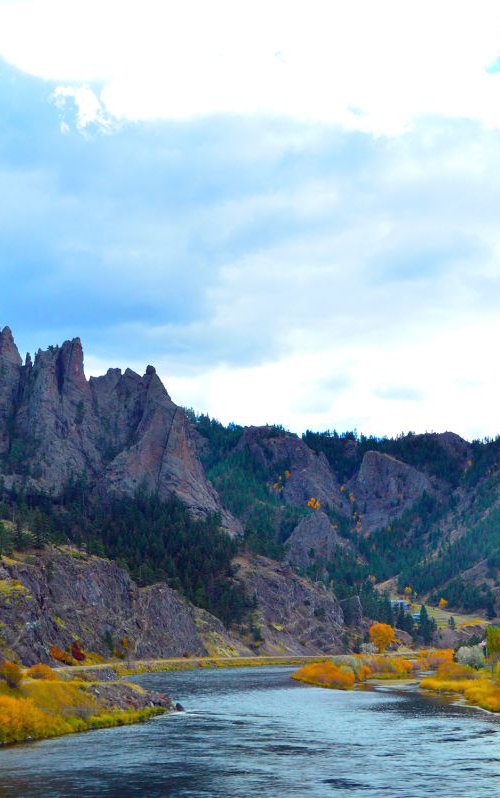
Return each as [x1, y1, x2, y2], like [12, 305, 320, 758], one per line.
[1, 327, 498, 629]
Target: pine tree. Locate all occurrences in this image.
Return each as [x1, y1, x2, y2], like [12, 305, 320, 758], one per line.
[13, 517, 27, 551]
[33, 511, 49, 549]
[419, 604, 436, 644]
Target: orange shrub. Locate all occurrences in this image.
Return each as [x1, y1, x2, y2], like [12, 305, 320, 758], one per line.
[362, 655, 414, 678]
[292, 662, 355, 690]
[421, 663, 500, 713]
[0, 695, 71, 745]
[49, 645, 74, 666]
[0, 661, 23, 689]
[434, 662, 476, 681]
[357, 664, 372, 682]
[426, 649, 454, 669]
[26, 664, 57, 680]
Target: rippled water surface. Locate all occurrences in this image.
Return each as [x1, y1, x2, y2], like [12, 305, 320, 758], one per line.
[0, 666, 498, 797]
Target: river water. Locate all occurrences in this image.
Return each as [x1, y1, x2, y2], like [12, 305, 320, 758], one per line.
[0, 666, 498, 797]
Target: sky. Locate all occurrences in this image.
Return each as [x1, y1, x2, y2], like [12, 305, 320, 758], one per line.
[0, 0, 499, 440]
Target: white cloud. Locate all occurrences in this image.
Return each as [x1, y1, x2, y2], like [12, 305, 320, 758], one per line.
[157, 315, 500, 441]
[1, 1, 500, 133]
[2, 3, 500, 439]
[51, 85, 115, 131]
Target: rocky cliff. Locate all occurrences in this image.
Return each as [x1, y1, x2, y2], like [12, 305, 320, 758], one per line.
[284, 510, 341, 571]
[236, 426, 349, 515]
[0, 547, 209, 665]
[0, 547, 349, 665]
[350, 450, 433, 534]
[0, 328, 239, 534]
[232, 554, 346, 655]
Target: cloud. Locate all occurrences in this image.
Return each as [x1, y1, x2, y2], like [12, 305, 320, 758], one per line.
[51, 85, 116, 132]
[0, 41, 499, 439]
[374, 386, 425, 402]
[1, 1, 500, 135]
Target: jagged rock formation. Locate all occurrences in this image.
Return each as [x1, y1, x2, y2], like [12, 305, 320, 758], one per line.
[284, 510, 340, 571]
[236, 426, 348, 515]
[350, 450, 433, 533]
[0, 327, 22, 456]
[232, 554, 345, 655]
[0, 328, 239, 534]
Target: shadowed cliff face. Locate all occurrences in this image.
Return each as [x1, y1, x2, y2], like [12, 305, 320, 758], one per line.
[285, 510, 341, 571]
[232, 554, 345, 655]
[236, 426, 349, 515]
[0, 328, 240, 535]
[0, 327, 22, 456]
[0, 548, 348, 665]
[349, 450, 433, 534]
[0, 547, 209, 664]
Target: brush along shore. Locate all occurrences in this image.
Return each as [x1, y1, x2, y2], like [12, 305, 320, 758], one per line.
[0, 662, 174, 746]
[291, 651, 500, 713]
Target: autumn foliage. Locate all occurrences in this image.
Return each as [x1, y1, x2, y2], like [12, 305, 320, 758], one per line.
[292, 654, 418, 691]
[292, 662, 355, 689]
[0, 663, 167, 745]
[26, 664, 57, 680]
[0, 695, 71, 745]
[417, 649, 453, 670]
[369, 623, 395, 653]
[307, 497, 321, 510]
[421, 660, 500, 713]
[49, 645, 74, 665]
[70, 641, 86, 662]
[0, 661, 23, 689]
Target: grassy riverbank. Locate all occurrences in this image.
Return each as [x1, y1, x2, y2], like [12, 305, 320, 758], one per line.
[0, 654, 333, 746]
[420, 662, 500, 712]
[0, 668, 170, 746]
[291, 651, 500, 713]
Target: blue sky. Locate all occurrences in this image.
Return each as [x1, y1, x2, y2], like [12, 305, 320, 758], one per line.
[0, 1, 499, 439]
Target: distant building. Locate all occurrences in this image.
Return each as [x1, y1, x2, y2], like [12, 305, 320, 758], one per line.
[391, 599, 411, 613]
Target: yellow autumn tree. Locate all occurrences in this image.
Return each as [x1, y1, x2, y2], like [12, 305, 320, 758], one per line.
[369, 623, 395, 653]
[438, 598, 448, 609]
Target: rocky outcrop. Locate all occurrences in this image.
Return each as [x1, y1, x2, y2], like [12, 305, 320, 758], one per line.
[232, 554, 345, 655]
[85, 682, 174, 711]
[0, 329, 240, 534]
[0, 547, 210, 665]
[339, 595, 363, 627]
[0, 327, 22, 456]
[284, 510, 340, 571]
[433, 431, 471, 463]
[350, 450, 432, 533]
[236, 426, 348, 515]
[0, 547, 350, 665]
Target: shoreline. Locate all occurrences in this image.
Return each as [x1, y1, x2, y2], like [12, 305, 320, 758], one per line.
[58, 654, 333, 679]
[3, 653, 497, 749]
[0, 655, 332, 748]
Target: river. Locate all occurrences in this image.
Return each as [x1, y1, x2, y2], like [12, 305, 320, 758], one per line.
[0, 666, 498, 797]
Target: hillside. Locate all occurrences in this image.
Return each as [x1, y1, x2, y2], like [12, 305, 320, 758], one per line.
[0, 326, 498, 647]
[193, 416, 500, 618]
[0, 545, 351, 665]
